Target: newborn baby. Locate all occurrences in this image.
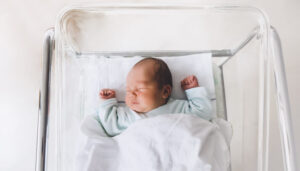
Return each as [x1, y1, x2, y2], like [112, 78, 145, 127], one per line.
[97, 57, 213, 136]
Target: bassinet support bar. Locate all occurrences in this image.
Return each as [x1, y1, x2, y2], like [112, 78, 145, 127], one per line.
[76, 49, 232, 57]
[270, 26, 298, 171]
[36, 28, 54, 171]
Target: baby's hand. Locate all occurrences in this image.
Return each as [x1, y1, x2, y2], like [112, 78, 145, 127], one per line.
[99, 89, 116, 99]
[181, 75, 199, 90]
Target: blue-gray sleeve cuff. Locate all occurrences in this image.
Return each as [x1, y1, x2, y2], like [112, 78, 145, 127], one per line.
[99, 98, 118, 107]
[185, 87, 209, 100]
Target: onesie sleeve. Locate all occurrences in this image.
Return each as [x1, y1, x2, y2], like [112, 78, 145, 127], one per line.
[97, 98, 139, 136]
[182, 87, 213, 121]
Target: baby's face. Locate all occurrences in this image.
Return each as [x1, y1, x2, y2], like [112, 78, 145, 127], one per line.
[125, 65, 166, 113]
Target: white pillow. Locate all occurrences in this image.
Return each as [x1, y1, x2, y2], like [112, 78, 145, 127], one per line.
[81, 53, 215, 102]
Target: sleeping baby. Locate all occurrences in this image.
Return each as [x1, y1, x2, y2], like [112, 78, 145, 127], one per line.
[97, 57, 213, 136]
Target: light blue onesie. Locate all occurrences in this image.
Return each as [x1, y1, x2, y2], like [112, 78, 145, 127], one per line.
[97, 87, 213, 137]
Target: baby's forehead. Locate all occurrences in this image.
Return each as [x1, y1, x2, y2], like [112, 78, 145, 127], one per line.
[135, 59, 158, 69]
[127, 68, 158, 84]
[132, 61, 158, 75]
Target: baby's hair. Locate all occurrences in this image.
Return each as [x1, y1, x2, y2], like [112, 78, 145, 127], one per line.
[134, 57, 173, 90]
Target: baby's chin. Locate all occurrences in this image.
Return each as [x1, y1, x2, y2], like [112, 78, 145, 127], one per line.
[128, 104, 150, 114]
[125, 100, 157, 114]
[129, 106, 146, 114]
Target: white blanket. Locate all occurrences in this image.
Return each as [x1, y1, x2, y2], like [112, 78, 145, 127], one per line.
[76, 114, 231, 171]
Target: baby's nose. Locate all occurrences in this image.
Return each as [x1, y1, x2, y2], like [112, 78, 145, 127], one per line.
[127, 91, 137, 97]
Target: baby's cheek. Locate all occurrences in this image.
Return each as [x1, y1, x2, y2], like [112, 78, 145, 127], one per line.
[136, 94, 145, 104]
[125, 96, 130, 104]
[145, 95, 156, 105]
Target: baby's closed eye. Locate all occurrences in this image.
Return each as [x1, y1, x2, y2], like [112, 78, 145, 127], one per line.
[127, 87, 147, 91]
[126, 88, 147, 95]
[138, 88, 147, 91]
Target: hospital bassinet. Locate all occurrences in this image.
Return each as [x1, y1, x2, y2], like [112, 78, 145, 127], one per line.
[36, 3, 298, 171]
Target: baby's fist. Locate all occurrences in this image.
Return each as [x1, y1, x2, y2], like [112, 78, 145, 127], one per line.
[181, 75, 199, 90]
[99, 89, 116, 99]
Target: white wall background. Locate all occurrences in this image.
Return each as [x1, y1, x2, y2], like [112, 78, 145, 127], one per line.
[0, 0, 299, 170]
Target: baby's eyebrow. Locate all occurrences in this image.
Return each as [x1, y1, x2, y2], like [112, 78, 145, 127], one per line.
[136, 80, 151, 84]
[125, 80, 152, 89]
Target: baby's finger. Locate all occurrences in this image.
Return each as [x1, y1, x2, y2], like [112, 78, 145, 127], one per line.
[180, 80, 184, 84]
[192, 76, 197, 81]
[101, 89, 108, 94]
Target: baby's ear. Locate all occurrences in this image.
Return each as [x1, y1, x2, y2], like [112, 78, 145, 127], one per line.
[162, 85, 172, 99]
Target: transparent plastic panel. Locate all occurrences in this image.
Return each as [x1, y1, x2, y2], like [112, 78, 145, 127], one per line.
[44, 4, 295, 171]
[57, 6, 266, 52]
[223, 36, 261, 171]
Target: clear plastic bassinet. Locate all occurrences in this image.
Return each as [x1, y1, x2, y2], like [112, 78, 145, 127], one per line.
[36, 3, 298, 171]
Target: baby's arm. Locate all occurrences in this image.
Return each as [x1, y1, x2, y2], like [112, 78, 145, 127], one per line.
[98, 89, 137, 136]
[180, 75, 213, 121]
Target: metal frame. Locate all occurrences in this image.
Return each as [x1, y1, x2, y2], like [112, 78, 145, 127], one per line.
[270, 26, 297, 171]
[36, 29, 54, 171]
[36, 25, 297, 171]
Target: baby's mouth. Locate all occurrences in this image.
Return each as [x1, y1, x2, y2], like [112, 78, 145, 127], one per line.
[130, 102, 142, 113]
[132, 101, 139, 105]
